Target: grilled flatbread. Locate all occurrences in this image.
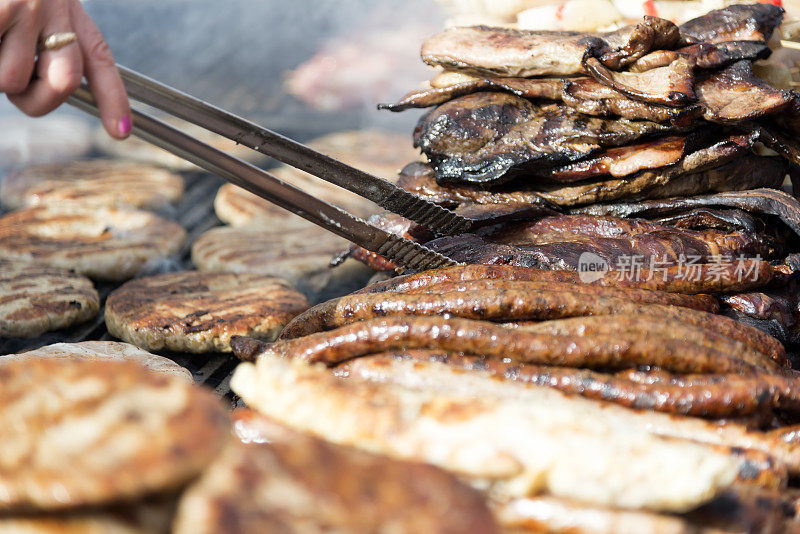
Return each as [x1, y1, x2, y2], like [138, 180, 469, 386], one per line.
[0, 259, 99, 338]
[191, 225, 371, 301]
[1, 160, 184, 211]
[2, 341, 193, 383]
[0, 358, 229, 511]
[94, 119, 268, 171]
[173, 409, 498, 534]
[105, 271, 309, 353]
[213, 130, 415, 226]
[0, 205, 186, 281]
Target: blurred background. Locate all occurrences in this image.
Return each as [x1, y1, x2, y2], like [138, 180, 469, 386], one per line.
[0, 0, 446, 173]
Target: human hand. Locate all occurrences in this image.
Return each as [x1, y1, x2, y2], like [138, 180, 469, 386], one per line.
[0, 0, 131, 139]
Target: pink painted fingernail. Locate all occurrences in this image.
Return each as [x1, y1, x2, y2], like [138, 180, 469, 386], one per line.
[118, 114, 131, 136]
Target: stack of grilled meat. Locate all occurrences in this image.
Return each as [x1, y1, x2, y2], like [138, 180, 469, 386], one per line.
[228, 5, 800, 532]
[350, 3, 800, 346]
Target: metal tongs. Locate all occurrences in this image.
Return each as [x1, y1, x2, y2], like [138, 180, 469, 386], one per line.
[66, 66, 469, 271]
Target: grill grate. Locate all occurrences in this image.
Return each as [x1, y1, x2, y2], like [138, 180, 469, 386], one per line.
[0, 171, 245, 405]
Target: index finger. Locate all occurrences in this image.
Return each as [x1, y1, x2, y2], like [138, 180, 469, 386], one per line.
[68, 0, 130, 139]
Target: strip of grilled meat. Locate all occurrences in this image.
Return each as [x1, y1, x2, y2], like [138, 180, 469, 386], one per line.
[474, 213, 778, 265]
[678, 4, 784, 45]
[402, 136, 782, 207]
[232, 354, 750, 511]
[649, 207, 764, 233]
[696, 61, 792, 123]
[628, 41, 771, 72]
[356, 263, 786, 302]
[278, 295, 781, 367]
[535, 154, 785, 207]
[420, 17, 680, 78]
[574, 188, 800, 240]
[380, 74, 565, 113]
[544, 135, 688, 183]
[340, 352, 782, 417]
[581, 56, 694, 106]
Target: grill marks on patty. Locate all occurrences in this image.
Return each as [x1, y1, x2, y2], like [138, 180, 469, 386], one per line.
[0, 205, 186, 281]
[0, 159, 184, 210]
[0, 358, 229, 511]
[0, 259, 99, 338]
[105, 271, 309, 353]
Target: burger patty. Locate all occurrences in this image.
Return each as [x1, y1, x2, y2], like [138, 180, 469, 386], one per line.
[0, 358, 229, 511]
[105, 271, 309, 353]
[0, 205, 186, 282]
[0, 259, 99, 338]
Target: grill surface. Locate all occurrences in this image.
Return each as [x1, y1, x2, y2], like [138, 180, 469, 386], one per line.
[0, 171, 244, 404]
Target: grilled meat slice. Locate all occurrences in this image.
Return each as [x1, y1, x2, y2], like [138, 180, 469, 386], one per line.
[628, 41, 771, 72]
[696, 61, 792, 123]
[679, 4, 784, 45]
[426, 234, 784, 294]
[534, 153, 785, 207]
[232, 353, 744, 512]
[574, 188, 800, 240]
[397, 162, 544, 207]
[477, 213, 778, 263]
[581, 57, 695, 106]
[494, 491, 793, 534]
[723, 289, 797, 328]
[415, 92, 674, 185]
[232, 356, 738, 511]
[380, 74, 564, 112]
[420, 17, 680, 77]
[545, 135, 688, 182]
[385, 75, 699, 123]
[401, 138, 784, 208]
[385, 41, 769, 117]
[649, 208, 764, 233]
[561, 84, 699, 122]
